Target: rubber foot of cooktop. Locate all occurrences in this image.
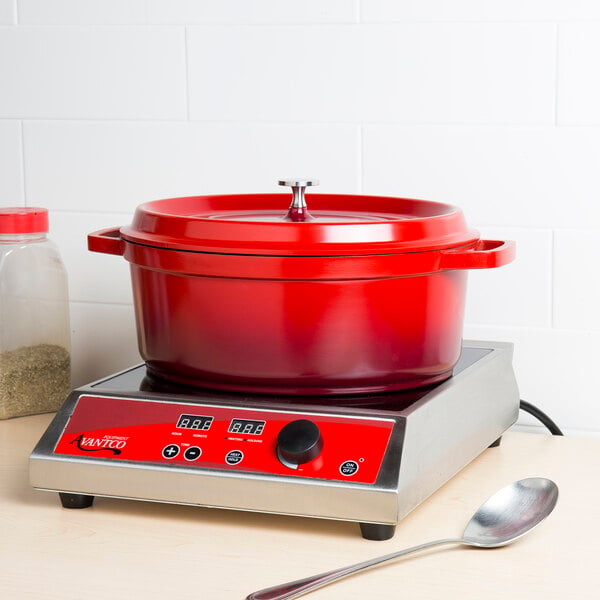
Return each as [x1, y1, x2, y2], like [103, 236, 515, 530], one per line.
[488, 436, 502, 448]
[359, 522, 396, 541]
[59, 492, 95, 509]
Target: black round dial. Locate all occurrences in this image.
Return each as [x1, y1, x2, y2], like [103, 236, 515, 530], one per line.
[277, 419, 323, 466]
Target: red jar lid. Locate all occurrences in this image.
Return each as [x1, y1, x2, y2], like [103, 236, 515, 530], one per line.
[122, 184, 479, 256]
[0, 207, 49, 234]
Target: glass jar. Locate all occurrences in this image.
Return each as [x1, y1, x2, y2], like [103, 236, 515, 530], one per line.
[0, 207, 71, 419]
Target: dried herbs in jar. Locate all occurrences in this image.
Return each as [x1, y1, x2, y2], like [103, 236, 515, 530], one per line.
[0, 344, 71, 419]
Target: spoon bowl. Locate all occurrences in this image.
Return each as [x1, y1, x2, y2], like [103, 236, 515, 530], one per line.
[246, 477, 559, 600]
[463, 477, 559, 547]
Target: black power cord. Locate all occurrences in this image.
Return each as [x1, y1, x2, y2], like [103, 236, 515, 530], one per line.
[519, 400, 564, 436]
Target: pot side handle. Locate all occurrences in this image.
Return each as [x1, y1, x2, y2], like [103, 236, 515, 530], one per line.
[88, 227, 125, 256]
[439, 239, 516, 270]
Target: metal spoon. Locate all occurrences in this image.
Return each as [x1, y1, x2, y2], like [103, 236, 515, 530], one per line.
[246, 477, 558, 600]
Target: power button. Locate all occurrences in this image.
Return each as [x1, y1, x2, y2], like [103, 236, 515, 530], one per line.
[339, 460, 359, 476]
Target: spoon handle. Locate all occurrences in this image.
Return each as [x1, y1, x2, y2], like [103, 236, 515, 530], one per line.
[245, 538, 461, 600]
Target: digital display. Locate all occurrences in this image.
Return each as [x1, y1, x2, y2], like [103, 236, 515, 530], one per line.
[176, 414, 213, 431]
[228, 418, 265, 436]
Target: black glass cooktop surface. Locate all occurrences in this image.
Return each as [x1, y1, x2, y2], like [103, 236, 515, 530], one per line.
[89, 347, 491, 412]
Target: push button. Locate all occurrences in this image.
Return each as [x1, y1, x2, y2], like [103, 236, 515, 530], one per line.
[162, 444, 180, 459]
[184, 446, 202, 461]
[225, 450, 244, 465]
[339, 460, 359, 476]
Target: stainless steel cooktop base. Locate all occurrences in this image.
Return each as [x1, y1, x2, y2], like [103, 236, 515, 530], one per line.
[29, 340, 519, 540]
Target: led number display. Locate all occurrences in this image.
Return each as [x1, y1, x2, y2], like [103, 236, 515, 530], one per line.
[228, 418, 265, 436]
[176, 414, 213, 431]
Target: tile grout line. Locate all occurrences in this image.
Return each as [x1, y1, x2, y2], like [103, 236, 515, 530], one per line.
[554, 23, 560, 126]
[19, 120, 27, 206]
[357, 125, 363, 192]
[183, 26, 191, 121]
[550, 228, 556, 328]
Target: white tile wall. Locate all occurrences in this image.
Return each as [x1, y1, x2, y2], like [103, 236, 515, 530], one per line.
[1, 1, 599, 435]
[0, 0, 15, 24]
[361, 0, 600, 22]
[0, 121, 23, 203]
[22, 121, 360, 212]
[362, 125, 600, 229]
[0, 27, 186, 119]
[17, 0, 359, 25]
[145, 0, 360, 25]
[464, 324, 600, 436]
[187, 23, 556, 124]
[463, 228, 552, 328]
[69, 302, 140, 387]
[49, 210, 133, 304]
[17, 0, 146, 24]
[557, 22, 600, 124]
[553, 230, 600, 331]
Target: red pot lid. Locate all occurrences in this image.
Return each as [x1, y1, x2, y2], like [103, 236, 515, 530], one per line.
[122, 180, 479, 256]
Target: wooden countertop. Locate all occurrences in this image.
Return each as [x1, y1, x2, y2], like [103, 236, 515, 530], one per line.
[1, 414, 598, 599]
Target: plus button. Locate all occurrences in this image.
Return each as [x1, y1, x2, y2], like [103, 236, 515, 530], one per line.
[162, 444, 180, 459]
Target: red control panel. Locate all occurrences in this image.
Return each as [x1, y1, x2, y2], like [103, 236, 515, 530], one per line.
[54, 395, 395, 484]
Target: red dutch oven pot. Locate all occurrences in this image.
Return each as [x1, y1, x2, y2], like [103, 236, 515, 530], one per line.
[89, 180, 515, 396]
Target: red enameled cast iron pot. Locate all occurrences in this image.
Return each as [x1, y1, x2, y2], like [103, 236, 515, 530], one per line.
[88, 180, 515, 396]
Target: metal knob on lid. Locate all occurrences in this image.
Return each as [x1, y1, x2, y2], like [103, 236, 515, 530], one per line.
[279, 179, 319, 222]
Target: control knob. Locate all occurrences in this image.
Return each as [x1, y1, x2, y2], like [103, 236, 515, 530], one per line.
[277, 419, 323, 467]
